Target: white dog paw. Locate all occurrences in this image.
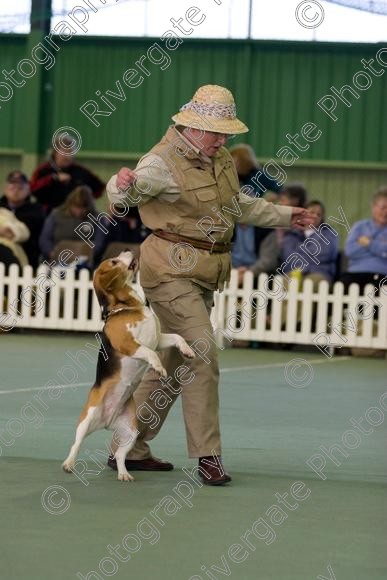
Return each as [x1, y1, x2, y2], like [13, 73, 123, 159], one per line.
[155, 365, 167, 378]
[179, 343, 196, 359]
[118, 472, 134, 482]
[62, 461, 74, 473]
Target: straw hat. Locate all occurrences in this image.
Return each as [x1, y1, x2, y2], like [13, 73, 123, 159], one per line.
[172, 84, 248, 135]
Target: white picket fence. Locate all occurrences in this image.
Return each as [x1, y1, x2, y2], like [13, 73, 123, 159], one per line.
[212, 270, 387, 351]
[0, 264, 386, 351]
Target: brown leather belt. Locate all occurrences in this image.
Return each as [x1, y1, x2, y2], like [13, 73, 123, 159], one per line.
[153, 229, 232, 254]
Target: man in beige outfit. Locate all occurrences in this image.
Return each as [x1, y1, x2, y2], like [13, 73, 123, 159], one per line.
[106, 85, 311, 485]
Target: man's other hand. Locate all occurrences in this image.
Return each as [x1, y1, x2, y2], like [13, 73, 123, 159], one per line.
[116, 167, 137, 191]
[290, 207, 313, 230]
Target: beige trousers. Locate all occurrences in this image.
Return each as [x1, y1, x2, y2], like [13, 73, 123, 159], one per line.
[128, 279, 221, 459]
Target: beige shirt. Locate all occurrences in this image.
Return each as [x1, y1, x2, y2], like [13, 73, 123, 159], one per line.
[107, 129, 292, 228]
[107, 155, 292, 228]
[107, 130, 212, 204]
[107, 153, 181, 206]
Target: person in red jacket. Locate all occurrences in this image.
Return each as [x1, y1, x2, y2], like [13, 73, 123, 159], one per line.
[30, 133, 105, 213]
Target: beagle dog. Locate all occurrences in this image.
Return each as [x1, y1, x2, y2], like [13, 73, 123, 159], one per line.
[62, 251, 195, 482]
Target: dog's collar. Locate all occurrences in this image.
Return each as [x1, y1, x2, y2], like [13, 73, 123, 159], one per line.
[103, 306, 133, 321]
[102, 304, 146, 322]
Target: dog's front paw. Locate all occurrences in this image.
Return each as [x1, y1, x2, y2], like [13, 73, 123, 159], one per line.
[62, 461, 74, 473]
[179, 343, 196, 359]
[118, 472, 135, 482]
[154, 365, 167, 378]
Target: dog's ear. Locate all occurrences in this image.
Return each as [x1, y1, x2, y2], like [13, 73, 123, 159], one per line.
[98, 269, 122, 292]
[94, 261, 122, 290]
[95, 290, 109, 316]
[93, 261, 125, 312]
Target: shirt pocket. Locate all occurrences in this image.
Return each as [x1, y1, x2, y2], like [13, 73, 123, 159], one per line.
[195, 189, 217, 203]
[183, 169, 217, 206]
[191, 185, 218, 214]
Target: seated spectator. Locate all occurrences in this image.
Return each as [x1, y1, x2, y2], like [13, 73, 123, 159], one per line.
[0, 171, 45, 268]
[280, 200, 339, 286]
[235, 183, 308, 284]
[229, 144, 283, 202]
[0, 206, 30, 269]
[277, 183, 308, 209]
[93, 206, 149, 266]
[30, 133, 105, 213]
[39, 185, 97, 261]
[340, 186, 387, 291]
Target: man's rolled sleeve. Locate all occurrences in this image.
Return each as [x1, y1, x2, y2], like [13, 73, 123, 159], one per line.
[106, 154, 175, 207]
[237, 192, 292, 228]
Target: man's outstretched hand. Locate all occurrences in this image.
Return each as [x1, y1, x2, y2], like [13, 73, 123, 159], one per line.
[290, 207, 314, 230]
[116, 167, 137, 191]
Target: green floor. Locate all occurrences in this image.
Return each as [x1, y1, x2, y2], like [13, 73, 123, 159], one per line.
[0, 333, 386, 580]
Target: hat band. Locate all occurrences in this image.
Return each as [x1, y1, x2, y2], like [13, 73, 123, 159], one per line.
[180, 101, 236, 120]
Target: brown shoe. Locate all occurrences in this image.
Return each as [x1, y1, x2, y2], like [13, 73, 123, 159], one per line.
[107, 456, 174, 471]
[198, 455, 232, 486]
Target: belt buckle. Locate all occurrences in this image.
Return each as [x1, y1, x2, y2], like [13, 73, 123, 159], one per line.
[210, 240, 216, 254]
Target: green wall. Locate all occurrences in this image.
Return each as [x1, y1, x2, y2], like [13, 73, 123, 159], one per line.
[1, 35, 386, 160]
[0, 34, 386, 230]
[0, 35, 27, 150]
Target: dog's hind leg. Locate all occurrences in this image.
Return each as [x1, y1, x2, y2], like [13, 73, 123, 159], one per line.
[110, 399, 138, 482]
[62, 406, 99, 473]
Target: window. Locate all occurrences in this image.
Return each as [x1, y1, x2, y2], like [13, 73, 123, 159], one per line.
[1, 0, 387, 42]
